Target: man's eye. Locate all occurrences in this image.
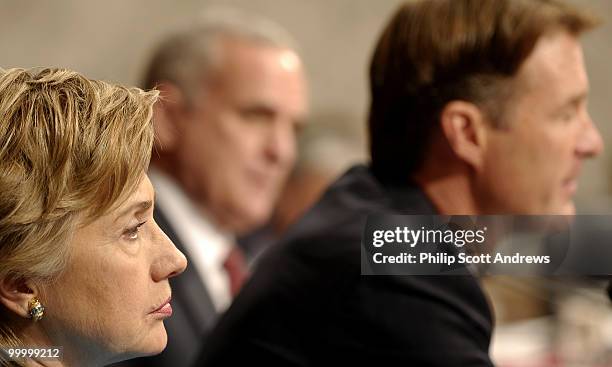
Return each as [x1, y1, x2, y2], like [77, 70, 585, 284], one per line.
[124, 221, 146, 241]
[239, 107, 275, 123]
[558, 104, 583, 123]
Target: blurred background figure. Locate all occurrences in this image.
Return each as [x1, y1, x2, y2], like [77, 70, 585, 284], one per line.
[118, 7, 308, 367]
[238, 111, 364, 261]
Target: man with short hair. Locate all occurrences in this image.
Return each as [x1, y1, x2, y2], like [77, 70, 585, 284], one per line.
[123, 9, 308, 367]
[198, 0, 602, 365]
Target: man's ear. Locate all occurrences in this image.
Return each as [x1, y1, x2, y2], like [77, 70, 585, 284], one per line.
[152, 82, 188, 152]
[439, 101, 489, 171]
[0, 276, 38, 319]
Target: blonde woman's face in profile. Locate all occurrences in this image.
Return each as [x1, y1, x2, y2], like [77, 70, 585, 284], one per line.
[39, 174, 187, 365]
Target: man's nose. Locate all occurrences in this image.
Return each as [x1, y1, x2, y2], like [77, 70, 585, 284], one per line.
[576, 113, 604, 159]
[264, 119, 296, 167]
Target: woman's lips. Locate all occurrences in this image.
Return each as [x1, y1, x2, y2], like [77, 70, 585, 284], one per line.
[150, 296, 172, 316]
[154, 303, 173, 316]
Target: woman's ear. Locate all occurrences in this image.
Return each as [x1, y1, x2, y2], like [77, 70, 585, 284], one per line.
[152, 82, 188, 152]
[439, 101, 489, 172]
[0, 276, 38, 319]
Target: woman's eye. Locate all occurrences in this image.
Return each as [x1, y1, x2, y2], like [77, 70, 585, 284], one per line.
[125, 221, 146, 241]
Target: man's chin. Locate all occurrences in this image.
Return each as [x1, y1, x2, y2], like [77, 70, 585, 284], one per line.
[555, 201, 576, 216]
[233, 204, 274, 235]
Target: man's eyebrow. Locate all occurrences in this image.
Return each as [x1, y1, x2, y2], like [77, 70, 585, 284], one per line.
[564, 91, 588, 108]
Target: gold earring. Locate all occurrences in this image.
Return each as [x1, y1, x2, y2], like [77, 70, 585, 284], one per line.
[28, 298, 45, 322]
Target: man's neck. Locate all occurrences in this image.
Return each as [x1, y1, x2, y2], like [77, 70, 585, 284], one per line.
[149, 156, 179, 180]
[413, 168, 480, 215]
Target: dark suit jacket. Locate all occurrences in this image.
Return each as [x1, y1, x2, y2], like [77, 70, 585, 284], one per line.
[111, 206, 218, 367]
[198, 165, 494, 366]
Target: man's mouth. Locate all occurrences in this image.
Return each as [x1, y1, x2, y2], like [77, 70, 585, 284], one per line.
[562, 178, 578, 197]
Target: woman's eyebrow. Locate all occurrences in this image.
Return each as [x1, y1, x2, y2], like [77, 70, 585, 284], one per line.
[115, 200, 154, 222]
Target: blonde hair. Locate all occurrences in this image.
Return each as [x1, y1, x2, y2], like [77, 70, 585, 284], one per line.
[0, 68, 158, 355]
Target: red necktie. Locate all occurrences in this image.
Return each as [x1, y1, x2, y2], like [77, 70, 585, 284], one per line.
[223, 246, 249, 296]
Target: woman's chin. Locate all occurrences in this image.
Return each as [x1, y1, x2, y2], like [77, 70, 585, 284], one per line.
[123, 324, 169, 360]
[142, 324, 169, 356]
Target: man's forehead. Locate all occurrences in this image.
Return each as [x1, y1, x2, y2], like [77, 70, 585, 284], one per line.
[212, 37, 301, 75]
[206, 44, 306, 102]
[515, 31, 587, 94]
